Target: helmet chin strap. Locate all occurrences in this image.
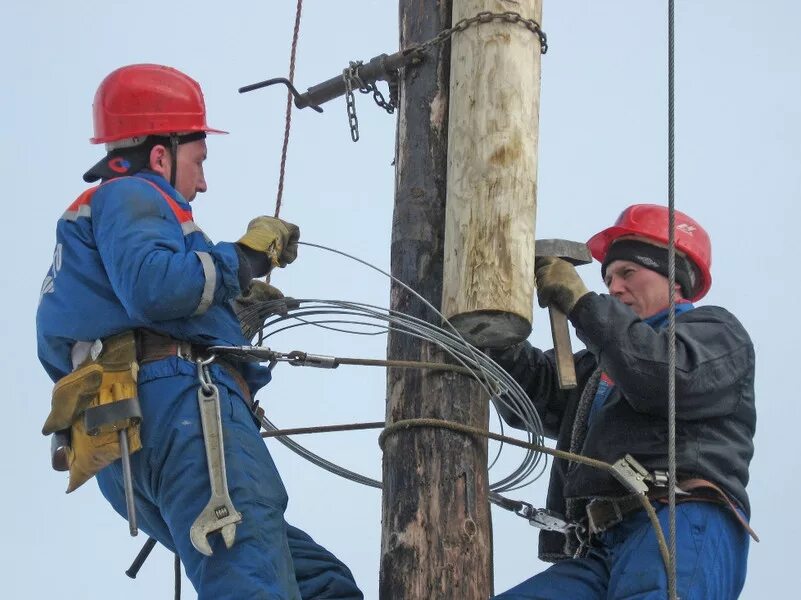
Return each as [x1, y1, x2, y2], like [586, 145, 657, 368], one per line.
[169, 133, 179, 188]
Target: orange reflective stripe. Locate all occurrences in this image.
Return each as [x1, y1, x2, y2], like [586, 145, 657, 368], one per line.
[61, 177, 196, 229]
[130, 178, 193, 224]
[66, 186, 99, 211]
[62, 186, 100, 221]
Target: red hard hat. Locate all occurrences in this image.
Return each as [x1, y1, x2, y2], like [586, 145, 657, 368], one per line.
[586, 204, 712, 301]
[90, 64, 227, 144]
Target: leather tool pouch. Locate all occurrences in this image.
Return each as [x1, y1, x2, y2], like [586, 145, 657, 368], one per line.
[42, 332, 143, 492]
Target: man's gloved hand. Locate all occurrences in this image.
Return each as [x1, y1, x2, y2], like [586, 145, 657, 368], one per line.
[232, 280, 297, 340]
[236, 279, 286, 305]
[237, 216, 300, 270]
[535, 256, 590, 314]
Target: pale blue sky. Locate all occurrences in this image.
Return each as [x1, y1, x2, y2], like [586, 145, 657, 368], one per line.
[3, 1, 798, 598]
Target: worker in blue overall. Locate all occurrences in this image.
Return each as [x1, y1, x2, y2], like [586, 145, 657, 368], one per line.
[491, 205, 756, 599]
[37, 63, 363, 600]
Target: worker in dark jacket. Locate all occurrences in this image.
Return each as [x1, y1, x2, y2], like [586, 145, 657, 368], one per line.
[492, 205, 756, 600]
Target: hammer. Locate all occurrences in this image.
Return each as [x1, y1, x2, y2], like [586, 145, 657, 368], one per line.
[534, 239, 592, 389]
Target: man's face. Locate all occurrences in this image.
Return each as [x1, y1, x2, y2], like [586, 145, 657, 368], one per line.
[604, 259, 680, 318]
[169, 138, 208, 202]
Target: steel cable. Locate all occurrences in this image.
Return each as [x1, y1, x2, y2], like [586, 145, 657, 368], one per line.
[667, 1, 679, 598]
[243, 298, 548, 491]
[233, 240, 673, 575]
[236, 241, 550, 492]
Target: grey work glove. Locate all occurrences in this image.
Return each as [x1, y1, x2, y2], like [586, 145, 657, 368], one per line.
[232, 280, 295, 340]
[237, 216, 300, 270]
[535, 256, 590, 315]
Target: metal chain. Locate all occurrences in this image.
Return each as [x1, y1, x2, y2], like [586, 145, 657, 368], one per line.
[342, 11, 546, 142]
[343, 62, 361, 142]
[412, 10, 548, 57]
[359, 79, 396, 115]
[343, 60, 397, 142]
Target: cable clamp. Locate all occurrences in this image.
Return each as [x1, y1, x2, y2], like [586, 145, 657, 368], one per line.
[208, 345, 280, 362]
[286, 351, 339, 369]
[206, 346, 339, 369]
[610, 454, 651, 495]
[516, 502, 575, 534]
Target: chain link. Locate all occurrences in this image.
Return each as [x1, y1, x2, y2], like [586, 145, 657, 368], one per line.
[413, 10, 548, 57]
[343, 62, 361, 142]
[359, 79, 396, 115]
[341, 11, 547, 142]
[343, 60, 397, 142]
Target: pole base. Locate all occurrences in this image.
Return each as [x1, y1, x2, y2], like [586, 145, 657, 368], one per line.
[447, 310, 531, 349]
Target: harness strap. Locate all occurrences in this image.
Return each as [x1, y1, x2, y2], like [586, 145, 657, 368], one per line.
[670, 478, 759, 542]
[135, 330, 252, 404]
[586, 478, 759, 542]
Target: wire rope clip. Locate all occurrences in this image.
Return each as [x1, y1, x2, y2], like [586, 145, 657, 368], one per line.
[610, 454, 651, 495]
[517, 503, 573, 534]
[286, 351, 339, 369]
[207, 345, 279, 362]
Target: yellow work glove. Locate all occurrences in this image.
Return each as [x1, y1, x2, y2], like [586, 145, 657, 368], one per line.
[233, 280, 294, 340]
[237, 216, 300, 269]
[535, 256, 590, 314]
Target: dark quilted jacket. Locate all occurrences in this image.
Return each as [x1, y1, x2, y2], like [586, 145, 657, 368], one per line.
[493, 292, 756, 561]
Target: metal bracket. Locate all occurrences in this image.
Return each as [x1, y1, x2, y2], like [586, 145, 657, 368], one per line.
[610, 454, 651, 495]
[516, 503, 574, 534]
[83, 397, 142, 435]
[239, 48, 420, 111]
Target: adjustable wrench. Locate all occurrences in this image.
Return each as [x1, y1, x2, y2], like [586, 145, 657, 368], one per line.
[189, 381, 243, 556]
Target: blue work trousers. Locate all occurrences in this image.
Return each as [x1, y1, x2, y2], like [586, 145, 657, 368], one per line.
[97, 357, 363, 600]
[494, 501, 749, 600]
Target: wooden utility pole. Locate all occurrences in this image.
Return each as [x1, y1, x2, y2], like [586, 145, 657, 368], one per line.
[380, 1, 492, 599]
[443, 0, 544, 349]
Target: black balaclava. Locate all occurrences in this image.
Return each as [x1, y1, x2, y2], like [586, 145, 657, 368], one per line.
[601, 239, 698, 299]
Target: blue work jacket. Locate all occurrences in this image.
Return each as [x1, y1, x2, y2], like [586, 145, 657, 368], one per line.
[36, 171, 270, 393]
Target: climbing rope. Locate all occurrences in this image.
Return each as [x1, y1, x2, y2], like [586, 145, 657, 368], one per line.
[666, 1, 679, 598]
[274, 0, 304, 218]
[259, 415, 672, 574]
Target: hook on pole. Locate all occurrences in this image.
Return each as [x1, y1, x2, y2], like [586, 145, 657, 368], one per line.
[238, 78, 324, 113]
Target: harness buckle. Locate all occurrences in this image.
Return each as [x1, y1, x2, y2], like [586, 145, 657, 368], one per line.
[649, 469, 669, 488]
[516, 503, 575, 534]
[175, 340, 194, 361]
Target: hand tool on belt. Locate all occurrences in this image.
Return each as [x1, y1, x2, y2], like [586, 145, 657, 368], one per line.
[534, 239, 593, 389]
[136, 330, 252, 404]
[189, 357, 243, 556]
[98, 384, 140, 537]
[135, 330, 246, 555]
[44, 333, 143, 536]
